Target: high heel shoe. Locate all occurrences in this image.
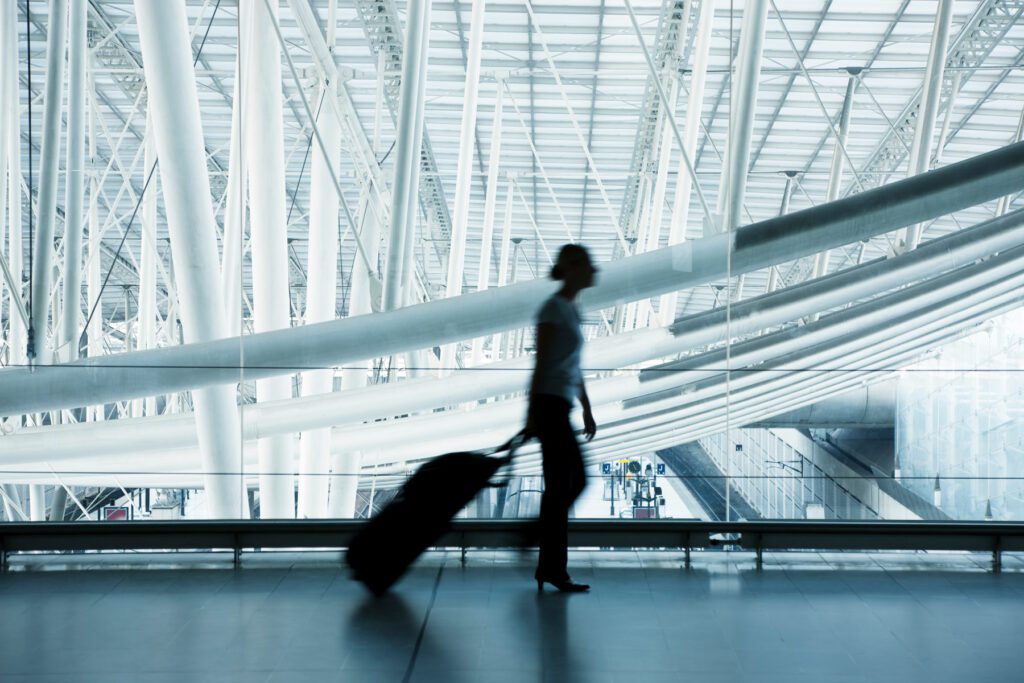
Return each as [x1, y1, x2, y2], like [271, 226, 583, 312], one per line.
[536, 576, 590, 593]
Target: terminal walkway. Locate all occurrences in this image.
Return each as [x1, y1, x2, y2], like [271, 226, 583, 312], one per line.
[1, 550, 1022, 682]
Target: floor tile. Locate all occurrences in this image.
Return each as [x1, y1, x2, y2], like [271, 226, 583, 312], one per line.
[2, 552, 1023, 682]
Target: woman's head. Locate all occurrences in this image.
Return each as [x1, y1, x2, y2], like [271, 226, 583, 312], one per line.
[551, 244, 597, 291]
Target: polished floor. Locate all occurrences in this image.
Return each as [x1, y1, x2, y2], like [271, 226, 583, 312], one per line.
[1, 550, 1022, 682]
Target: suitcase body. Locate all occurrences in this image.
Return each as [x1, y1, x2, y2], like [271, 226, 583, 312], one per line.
[346, 448, 512, 595]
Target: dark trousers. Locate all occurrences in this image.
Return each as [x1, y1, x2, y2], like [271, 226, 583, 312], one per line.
[532, 394, 587, 581]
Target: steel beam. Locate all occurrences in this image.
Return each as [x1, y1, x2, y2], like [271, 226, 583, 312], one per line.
[9, 204, 1024, 463]
[716, 0, 768, 237]
[996, 107, 1024, 217]
[1, 0, 21, 364]
[902, 0, 955, 253]
[3, 140, 1024, 414]
[440, 0, 486, 374]
[660, 0, 716, 325]
[0, 2, 10, 345]
[220, 57, 244, 338]
[18, 250, 1023, 477]
[85, 56, 103, 417]
[619, 0, 692, 240]
[133, 0, 246, 519]
[470, 77, 506, 366]
[811, 73, 858, 280]
[58, 0, 87, 364]
[850, 0, 1024, 198]
[28, 0, 68, 364]
[330, 193, 381, 517]
[242, 0, 295, 518]
[354, 0, 452, 270]
[382, 0, 432, 313]
[491, 175, 515, 361]
[766, 172, 797, 294]
[131, 111, 158, 419]
[298, 4, 342, 520]
[328, 46, 386, 517]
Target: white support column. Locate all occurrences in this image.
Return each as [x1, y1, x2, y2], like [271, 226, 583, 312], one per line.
[382, 0, 432, 313]
[718, 0, 768, 303]
[659, 0, 715, 326]
[29, 0, 69, 364]
[719, 0, 768, 237]
[29, 485, 46, 521]
[85, 56, 103, 417]
[643, 9, 690, 264]
[624, 173, 653, 329]
[220, 58, 244, 337]
[0, 0, 16, 363]
[902, 0, 954, 253]
[59, 0, 87, 363]
[491, 174, 514, 360]
[439, 0, 486, 374]
[298, 56, 342, 518]
[640, 76, 682, 328]
[134, 0, 246, 519]
[812, 72, 858, 280]
[328, 21, 384, 516]
[471, 75, 504, 366]
[766, 171, 797, 294]
[327, 451, 361, 518]
[398, 36, 431, 377]
[935, 69, 962, 165]
[645, 78, 680, 255]
[241, 0, 295, 518]
[0, 8, 8, 334]
[328, 195, 381, 518]
[49, 486, 66, 522]
[2, 484, 24, 521]
[505, 238, 522, 360]
[134, 111, 158, 417]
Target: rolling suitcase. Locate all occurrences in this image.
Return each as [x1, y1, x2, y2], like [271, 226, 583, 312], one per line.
[346, 431, 527, 595]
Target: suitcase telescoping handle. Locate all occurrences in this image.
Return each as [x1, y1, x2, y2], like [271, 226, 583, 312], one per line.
[492, 428, 531, 464]
[487, 429, 530, 488]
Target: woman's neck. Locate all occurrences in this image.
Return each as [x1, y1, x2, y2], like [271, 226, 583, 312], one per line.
[556, 285, 579, 300]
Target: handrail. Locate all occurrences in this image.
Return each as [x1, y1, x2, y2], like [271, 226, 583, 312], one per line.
[2, 519, 1021, 573]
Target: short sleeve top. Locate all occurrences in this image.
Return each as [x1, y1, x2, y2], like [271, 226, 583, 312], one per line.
[532, 294, 584, 404]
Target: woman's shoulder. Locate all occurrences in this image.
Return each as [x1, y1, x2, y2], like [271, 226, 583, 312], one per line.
[537, 294, 572, 321]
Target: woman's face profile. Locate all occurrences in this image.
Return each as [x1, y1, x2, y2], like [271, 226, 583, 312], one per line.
[566, 254, 597, 289]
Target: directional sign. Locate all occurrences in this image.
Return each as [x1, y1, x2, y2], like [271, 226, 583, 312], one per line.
[656, 463, 666, 475]
[601, 463, 612, 475]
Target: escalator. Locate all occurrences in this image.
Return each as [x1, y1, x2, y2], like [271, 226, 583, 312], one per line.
[657, 443, 762, 521]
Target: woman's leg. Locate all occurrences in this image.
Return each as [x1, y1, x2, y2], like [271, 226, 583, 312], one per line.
[535, 396, 578, 581]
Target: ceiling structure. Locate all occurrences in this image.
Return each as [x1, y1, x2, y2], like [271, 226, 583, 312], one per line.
[5, 0, 1023, 342]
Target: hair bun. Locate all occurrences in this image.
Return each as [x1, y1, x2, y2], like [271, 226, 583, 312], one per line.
[550, 264, 564, 280]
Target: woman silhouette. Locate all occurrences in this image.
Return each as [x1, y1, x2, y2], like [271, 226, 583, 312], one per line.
[527, 244, 598, 593]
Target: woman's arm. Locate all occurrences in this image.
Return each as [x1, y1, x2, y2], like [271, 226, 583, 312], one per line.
[526, 322, 555, 436]
[579, 382, 597, 441]
[529, 322, 555, 397]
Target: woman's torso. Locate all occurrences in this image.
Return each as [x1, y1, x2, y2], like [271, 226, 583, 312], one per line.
[532, 294, 584, 404]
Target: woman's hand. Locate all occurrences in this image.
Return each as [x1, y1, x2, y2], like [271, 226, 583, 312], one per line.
[582, 406, 597, 442]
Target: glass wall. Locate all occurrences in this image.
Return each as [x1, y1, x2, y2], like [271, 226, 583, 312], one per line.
[897, 309, 1024, 521]
[1, 1, 1021, 528]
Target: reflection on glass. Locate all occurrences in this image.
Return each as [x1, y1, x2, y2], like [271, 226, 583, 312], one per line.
[898, 309, 1024, 521]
